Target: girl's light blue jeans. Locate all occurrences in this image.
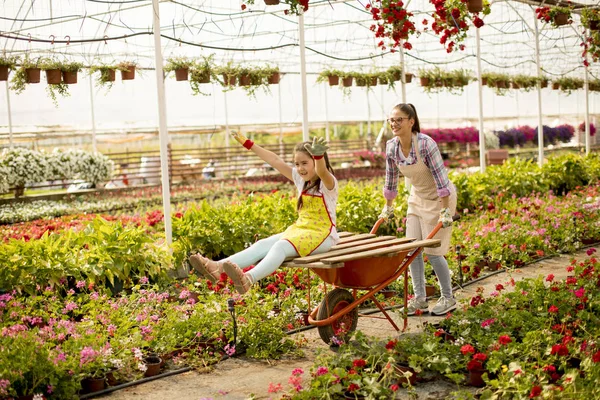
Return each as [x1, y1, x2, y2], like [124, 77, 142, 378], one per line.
[224, 233, 335, 283]
[406, 215, 453, 301]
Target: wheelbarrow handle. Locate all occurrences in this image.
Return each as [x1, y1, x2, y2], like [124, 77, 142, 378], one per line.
[371, 214, 461, 237]
[370, 218, 386, 235]
[425, 214, 461, 239]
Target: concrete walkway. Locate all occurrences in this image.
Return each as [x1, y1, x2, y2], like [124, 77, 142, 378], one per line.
[101, 248, 593, 400]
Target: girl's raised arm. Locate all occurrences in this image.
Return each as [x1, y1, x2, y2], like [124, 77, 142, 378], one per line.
[231, 131, 293, 181]
[304, 137, 335, 190]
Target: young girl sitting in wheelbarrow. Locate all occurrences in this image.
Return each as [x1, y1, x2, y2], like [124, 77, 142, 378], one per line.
[189, 132, 339, 294]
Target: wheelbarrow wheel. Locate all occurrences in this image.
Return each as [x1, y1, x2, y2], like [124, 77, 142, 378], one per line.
[316, 288, 358, 345]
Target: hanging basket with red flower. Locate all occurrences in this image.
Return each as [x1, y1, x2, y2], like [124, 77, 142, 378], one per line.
[366, 1, 418, 52]
[535, 5, 573, 28]
[428, 0, 490, 53]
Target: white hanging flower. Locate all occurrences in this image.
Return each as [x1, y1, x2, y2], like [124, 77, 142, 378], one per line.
[0, 147, 49, 186]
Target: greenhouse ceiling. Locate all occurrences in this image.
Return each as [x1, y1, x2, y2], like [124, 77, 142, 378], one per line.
[0, 0, 598, 80]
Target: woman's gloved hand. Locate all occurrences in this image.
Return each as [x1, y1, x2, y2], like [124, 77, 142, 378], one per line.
[231, 131, 254, 150]
[378, 205, 395, 221]
[439, 207, 453, 228]
[303, 137, 330, 159]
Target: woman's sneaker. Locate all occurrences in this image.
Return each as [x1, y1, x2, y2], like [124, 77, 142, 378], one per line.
[399, 298, 429, 316]
[431, 296, 457, 315]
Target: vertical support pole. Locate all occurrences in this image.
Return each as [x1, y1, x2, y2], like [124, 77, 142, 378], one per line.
[5, 82, 13, 148]
[584, 30, 591, 155]
[298, 11, 310, 142]
[324, 84, 330, 142]
[151, 0, 173, 256]
[399, 43, 407, 103]
[476, 27, 486, 172]
[278, 77, 284, 157]
[534, 16, 544, 166]
[89, 75, 97, 152]
[224, 90, 230, 164]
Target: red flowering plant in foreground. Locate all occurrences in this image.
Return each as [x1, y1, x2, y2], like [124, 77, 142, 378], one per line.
[428, 0, 490, 52]
[366, 1, 418, 51]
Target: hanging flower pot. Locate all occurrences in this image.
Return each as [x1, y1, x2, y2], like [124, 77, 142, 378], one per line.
[264, 0, 280, 4]
[553, 12, 569, 27]
[239, 74, 251, 86]
[496, 80, 507, 89]
[175, 68, 189, 81]
[119, 63, 136, 81]
[0, 65, 9, 81]
[328, 75, 339, 86]
[45, 69, 62, 84]
[62, 71, 78, 84]
[268, 72, 280, 84]
[342, 76, 353, 87]
[511, 82, 521, 89]
[404, 73, 413, 83]
[552, 82, 560, 90]
[467, 0, 483, 13]
[222, 73, 237, 86]
[590, 20, 600, 31]
[420, 77, 430, 87]
[355, 77, 367, 87]
[25, 67, 41, 83]
[481, 77, 487, 86]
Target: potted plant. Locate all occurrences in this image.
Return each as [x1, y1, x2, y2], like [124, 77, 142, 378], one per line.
[535, 5, 572, 28]
[429, 0, 490, 52]
[316, 68, 343, 86]
[581, 8, 600, 31]
[0, 54, 18, 82]
[216, 61, 239, 87]
[165, 56, 194, 81]
[117, 61, 137, 81]
[61, 60, 84, 84]
[366, 0, 417, 52]
[10, 56, 42, 94]
[189, 55, 216, 96]
[555, 76, 584, 95]
[90, 64, 118, 90]
[265, 65, 280, 84]
[39, 58, 70, 106]
[481, 72, 510, 95]
[510, 74, 539, 91]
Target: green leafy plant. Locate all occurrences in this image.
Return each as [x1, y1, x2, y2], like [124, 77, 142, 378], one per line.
[554, 76, 584, 95]
[316, 68, 343, 85]
[481, 71, 511, 95]
[39, 58, 70, 106]
[188, 55, 216, 96]
[89, 63, 119, 90]
[535, 5, 573, 28]
[10, 56, 41, 94]
[510, 74, 539, 91]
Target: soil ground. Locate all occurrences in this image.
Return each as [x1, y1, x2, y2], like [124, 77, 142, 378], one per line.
[100, 248, 593, 400]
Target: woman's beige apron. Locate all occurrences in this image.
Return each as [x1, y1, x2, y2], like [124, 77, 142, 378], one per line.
[281, 192, 334, 257]
[397, 134, 457, 256]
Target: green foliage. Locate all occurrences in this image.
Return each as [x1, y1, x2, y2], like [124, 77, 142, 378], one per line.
[10, 56, 41, 95]
[541, 153, 591, 194]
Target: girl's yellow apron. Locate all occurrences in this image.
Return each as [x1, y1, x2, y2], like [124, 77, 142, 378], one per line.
[281, 192, 334, 257]
[398, 133, 457, 256]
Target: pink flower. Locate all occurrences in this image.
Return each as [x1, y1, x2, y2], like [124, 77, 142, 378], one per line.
[316, 366, 329, 376]
[267, 383, 283, 393]
[291, 368, 304, 376]
[574, 288, 585, 298]
[586, 248, 596, 256]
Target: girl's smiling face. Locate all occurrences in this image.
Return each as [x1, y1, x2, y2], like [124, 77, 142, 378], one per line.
[294, 151, 316, 182]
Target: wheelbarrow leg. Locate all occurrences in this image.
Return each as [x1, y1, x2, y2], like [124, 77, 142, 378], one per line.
[371, 297, 400, 331]
[403, 269, 408, 331]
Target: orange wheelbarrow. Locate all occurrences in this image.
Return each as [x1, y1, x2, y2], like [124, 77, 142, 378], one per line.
[283, 217, 455, 344]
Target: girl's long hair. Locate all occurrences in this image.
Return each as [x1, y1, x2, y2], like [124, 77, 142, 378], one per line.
[295, 141, 335, 211]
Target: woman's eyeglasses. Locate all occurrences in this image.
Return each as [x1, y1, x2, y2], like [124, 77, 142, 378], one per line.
[387, 117, 410, 125]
